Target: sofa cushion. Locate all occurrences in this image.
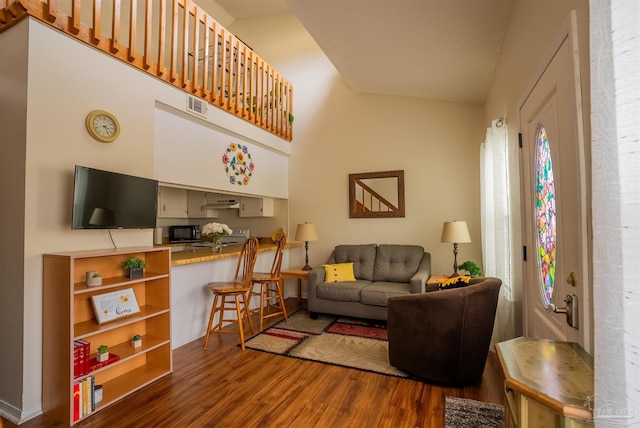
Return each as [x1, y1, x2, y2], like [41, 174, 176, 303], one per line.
[316, 280, 370, 302]
[373, 245, 425, 282]
[334, 244, 377, 281]
[361, 282, 412, 306]
[322, 263, 356, 283]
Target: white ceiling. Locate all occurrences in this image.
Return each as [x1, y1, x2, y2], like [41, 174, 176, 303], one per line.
[209, 0, 514, 104]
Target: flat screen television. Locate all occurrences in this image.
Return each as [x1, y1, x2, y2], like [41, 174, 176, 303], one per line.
[72, 165, 158, 229]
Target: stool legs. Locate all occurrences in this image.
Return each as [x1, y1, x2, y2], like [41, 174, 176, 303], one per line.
[203, 292, 254, 350]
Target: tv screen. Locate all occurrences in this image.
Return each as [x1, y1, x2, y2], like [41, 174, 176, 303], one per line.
[72, 165, 158, 230]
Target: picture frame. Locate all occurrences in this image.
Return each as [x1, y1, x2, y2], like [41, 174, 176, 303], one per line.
[91, 288, 141, 324]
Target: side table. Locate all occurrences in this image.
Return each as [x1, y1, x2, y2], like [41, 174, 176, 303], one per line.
[281, 266, 311, 301]
[496, 337, 594, 427]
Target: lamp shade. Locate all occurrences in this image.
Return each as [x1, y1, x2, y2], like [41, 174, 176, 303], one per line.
[295, 223, 318, 242]
[441, 221, 471, 244]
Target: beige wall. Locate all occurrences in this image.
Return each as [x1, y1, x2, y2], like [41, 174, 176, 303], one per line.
[229, 15, 486, 276]
[0, 19, 28, 413]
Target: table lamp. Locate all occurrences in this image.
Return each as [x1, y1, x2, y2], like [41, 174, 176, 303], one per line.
[441, 220, 471, 277]
[295, 222, 318, 271]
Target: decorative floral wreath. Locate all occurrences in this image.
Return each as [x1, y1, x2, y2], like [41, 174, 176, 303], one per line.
[222, 142, 254, 186]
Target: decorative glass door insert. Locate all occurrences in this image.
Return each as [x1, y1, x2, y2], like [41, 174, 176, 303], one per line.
[535, 125, 556, 307]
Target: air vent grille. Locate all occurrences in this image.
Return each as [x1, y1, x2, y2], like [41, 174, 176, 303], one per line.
[187, 96, 207, 117]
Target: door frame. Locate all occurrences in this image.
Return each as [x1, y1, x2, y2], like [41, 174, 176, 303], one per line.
[516, 10, 591, 351]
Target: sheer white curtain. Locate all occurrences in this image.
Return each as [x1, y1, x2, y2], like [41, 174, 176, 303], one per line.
[591, 0, 640, 420]
[481, 119, 514, 345]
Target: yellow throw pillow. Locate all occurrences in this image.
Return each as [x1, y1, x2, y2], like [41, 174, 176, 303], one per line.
[323, 263, 357, 283]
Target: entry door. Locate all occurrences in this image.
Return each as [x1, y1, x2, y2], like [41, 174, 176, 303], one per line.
[519, 13, 588, 347]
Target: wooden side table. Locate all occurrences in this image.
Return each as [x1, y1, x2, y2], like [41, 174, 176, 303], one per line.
[281, 266, 310, 301]
[496, 337, 594, 427]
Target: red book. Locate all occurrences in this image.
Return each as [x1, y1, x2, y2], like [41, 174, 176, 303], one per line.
[89, 353, 120, 372]
[73, 341, 80, 378]
[77, 339, 90, 375]
[73, 382, 80, 421]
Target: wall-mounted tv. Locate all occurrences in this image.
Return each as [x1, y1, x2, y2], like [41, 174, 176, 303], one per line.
[72, 165, 158, 230]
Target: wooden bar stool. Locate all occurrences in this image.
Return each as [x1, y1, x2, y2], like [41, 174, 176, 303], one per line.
[251, 236, 288, 331]
[203, 238, 259, 350]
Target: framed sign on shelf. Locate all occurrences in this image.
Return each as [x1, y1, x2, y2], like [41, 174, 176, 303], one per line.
[91, 288, 141, 324]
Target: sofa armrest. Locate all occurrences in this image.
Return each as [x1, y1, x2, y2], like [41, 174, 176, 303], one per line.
[409, 252, 431, 293]
[307, 267, 326, 312]
[409, 270, 430, 293]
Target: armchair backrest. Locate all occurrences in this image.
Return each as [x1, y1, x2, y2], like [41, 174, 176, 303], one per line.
[388, 277, 502, 385]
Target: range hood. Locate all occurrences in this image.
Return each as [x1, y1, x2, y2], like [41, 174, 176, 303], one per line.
[203, 197, 240, 209]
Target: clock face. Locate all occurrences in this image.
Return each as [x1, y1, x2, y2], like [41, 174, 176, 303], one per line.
[93, 114, 117, 138]
[86, 110, 120, 143]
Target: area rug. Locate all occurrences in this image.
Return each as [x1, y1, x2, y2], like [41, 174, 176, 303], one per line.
[444, 396, 504, 428]
[244, 310, 408, 377]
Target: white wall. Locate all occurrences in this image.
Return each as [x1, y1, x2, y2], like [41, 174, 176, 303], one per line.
[1, 17, 289, 422]
[228, 15, 486, 278]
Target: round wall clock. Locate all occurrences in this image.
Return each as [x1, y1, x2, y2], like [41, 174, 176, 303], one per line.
[85, 110, 120, 143]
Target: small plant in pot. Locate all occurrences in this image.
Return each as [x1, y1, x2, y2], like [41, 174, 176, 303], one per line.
[121, 257, 148, 279]
[86, 271, 102, 286]
[458, 260, 483, 277]
[97, 344, 109, 362]
[131, 334, 142, 348]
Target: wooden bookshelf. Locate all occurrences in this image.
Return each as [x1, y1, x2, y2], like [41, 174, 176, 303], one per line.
[43, 247, 172, 425]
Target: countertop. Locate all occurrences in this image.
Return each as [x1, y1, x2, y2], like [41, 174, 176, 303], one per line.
[158, 241, 301, 266]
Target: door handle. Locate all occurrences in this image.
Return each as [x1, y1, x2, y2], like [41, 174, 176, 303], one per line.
[549, 293, 579, 328]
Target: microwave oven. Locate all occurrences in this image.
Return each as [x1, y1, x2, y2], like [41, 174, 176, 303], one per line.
[169, 225, 201, 242]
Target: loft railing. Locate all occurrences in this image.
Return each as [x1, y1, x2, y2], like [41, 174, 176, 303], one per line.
[0, 0, 294, 141]
[353, 179, 398, 213]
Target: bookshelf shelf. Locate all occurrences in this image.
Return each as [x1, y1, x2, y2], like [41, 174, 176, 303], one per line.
[43, 247, 172, 425]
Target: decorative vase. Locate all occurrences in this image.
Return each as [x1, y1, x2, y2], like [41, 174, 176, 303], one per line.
[132, 338, 142, 348]
[212, 237, 222, 254]
[97, 352, 109, 362]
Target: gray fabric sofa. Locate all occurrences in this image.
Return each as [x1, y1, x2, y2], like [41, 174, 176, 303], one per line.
[307, 244, 432, 320]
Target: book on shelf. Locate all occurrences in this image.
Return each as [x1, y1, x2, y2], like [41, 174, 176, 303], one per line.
[89, 352, 120, 371]
[73, 339, 90, 378]
[73, 375, 96, 421]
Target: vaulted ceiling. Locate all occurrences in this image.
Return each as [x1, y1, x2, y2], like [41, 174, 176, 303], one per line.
[203, 0, 514, 104]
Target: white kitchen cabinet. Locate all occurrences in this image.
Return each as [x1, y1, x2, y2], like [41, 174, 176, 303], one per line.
[239, 197, 274, 217]
[187, 191, 220, 218]
[157, 186, 188, 218]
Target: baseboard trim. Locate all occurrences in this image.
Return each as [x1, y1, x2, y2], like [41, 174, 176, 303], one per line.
[0, 399, 42, 425]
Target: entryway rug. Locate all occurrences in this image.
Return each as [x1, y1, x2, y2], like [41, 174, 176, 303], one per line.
[244, 310, 408, 377]
[444, 396, 504, 428]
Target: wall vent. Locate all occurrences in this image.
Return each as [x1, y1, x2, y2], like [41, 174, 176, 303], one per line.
[186, 96, 207, 117]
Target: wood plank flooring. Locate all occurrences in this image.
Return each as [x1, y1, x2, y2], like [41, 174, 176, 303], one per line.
[3, 299, 504, 427]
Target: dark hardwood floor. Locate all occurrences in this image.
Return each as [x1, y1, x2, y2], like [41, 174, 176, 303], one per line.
[3, 299, 504, 427]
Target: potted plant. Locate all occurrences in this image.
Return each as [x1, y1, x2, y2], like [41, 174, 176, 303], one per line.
[86, 271, 102, 286]
[97, 344, 109, 362]
[131, 334, 142, 348]
[458, 260, 483, 277]
[121, 257, 148, 279]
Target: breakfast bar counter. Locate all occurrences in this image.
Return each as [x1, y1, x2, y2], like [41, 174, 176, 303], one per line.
[160, 241, 301, 348]
[166, 242, 300, 266]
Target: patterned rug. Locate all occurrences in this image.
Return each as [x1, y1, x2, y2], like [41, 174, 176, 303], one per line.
[244, 310, 408, 377]
[444, 396, 504, 428]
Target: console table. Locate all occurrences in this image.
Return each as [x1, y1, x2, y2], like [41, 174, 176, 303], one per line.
[496, 337, 594, 427]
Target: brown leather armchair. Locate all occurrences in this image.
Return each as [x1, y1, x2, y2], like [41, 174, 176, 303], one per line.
[387, 277, 502, 386]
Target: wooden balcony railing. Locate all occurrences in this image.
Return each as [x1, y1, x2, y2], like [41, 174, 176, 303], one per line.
[0, 0, 293, 140]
